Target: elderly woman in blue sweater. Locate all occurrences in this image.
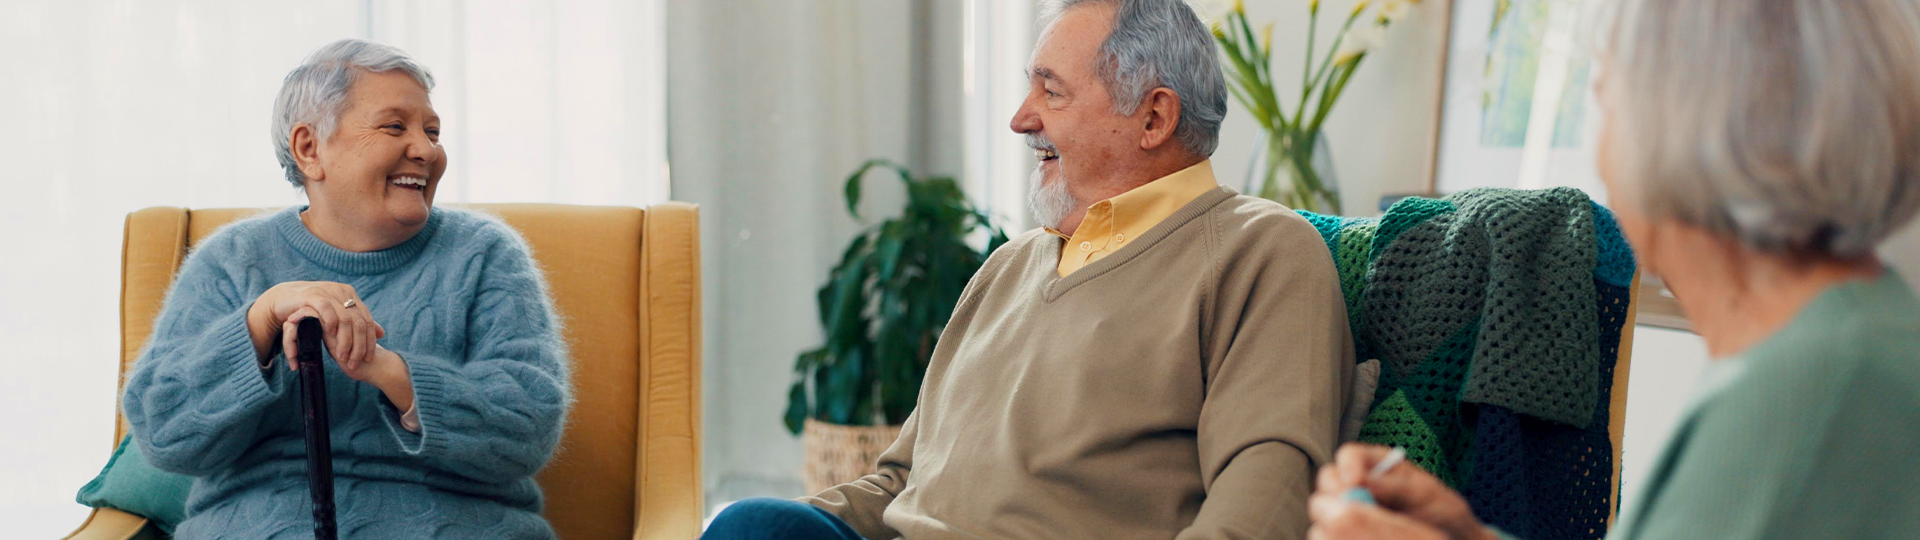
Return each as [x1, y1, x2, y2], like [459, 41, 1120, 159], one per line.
[121, 39, 569, 539]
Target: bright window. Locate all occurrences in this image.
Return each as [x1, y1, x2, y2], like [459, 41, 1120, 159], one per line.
[962, 0, 1036, 228]
[0, 1, 665, 536]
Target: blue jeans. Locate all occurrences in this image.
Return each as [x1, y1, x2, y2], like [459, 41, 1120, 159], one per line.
[702, 498, 864, 540]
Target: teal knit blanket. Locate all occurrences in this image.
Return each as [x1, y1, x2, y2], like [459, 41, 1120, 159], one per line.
[1300, 187, 1636, 540]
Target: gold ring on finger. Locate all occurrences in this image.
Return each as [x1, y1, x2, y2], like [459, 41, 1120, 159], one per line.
[343, 299, 359, 309]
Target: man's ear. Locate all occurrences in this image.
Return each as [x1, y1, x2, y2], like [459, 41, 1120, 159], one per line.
[290, 123, 325, 184]
[1138, 87, 1183, 151]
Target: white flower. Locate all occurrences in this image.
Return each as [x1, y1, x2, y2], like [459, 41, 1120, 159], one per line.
[1378, 0, 1413, 23]
[1333, 24, 1387, 65]
[1189, 0, 1235, 24]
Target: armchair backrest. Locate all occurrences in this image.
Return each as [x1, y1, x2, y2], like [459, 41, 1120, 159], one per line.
[115, 203, 703, 540]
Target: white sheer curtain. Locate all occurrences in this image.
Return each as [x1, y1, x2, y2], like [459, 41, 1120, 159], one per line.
[0, 1, 665, 536]
[961, 0, 1036, 229]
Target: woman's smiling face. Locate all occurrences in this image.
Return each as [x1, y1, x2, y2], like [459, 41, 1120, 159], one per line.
[307, 69, 447, 234]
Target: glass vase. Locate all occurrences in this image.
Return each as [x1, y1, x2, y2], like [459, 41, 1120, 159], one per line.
[1246, 130, 1342, 214]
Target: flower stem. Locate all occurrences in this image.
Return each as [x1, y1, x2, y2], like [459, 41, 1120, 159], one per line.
[1307, 59, 1361, 139]
[1302, 0, 1321, 111]
[1233, 12, 1284, 130]
[1299, 9, 1366, 129]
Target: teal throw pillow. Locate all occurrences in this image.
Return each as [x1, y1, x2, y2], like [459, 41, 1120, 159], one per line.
[75, 434, 194, 533]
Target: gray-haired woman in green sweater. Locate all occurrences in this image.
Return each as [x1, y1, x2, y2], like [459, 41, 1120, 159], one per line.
[1306, 0, 1920, 539]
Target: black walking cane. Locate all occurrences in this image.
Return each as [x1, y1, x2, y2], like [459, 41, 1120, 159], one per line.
[294, 317, 339, 540]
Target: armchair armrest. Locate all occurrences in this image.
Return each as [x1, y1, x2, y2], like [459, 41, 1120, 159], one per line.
[63, 508, 160, 540]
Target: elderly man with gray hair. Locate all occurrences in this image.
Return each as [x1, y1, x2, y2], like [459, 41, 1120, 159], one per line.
[703, 0, 1353, 538]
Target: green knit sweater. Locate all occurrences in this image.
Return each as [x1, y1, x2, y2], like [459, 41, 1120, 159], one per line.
[1607, 271, 1920, 540]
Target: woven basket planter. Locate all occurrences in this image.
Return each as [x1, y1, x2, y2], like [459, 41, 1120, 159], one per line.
[801, 418, 905, 494]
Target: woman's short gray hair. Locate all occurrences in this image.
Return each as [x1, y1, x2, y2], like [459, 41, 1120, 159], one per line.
[1041, 0, 1228, 157]
[1599, 0, 1920, 258]
[272, 39, 435, 188]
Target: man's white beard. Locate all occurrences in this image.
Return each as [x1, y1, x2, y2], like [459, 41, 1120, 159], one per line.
[1028, 164, 1076, 230]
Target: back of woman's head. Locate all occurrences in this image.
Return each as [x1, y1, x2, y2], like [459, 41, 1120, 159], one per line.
[1599, 0, 1920, 259]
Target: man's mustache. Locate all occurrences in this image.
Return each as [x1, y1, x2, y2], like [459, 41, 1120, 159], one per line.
[1025, 133, 1056, 152]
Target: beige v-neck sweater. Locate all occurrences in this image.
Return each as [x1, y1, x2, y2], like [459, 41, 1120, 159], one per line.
[803, 187, 1355, 540]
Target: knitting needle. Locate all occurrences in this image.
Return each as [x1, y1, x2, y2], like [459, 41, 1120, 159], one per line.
[1342, 446, 1406, 506]
[1368, 446, 1407, 480]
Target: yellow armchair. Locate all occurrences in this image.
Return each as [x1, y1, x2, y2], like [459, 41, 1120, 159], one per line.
[65, 203, 704, 540]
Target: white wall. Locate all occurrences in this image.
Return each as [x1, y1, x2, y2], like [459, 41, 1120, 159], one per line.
[1885, 220, 1920, 288]
[667, 0, 947, 506]
[0, 4, 362, 537]
[1616, 326, 1710, 512]
[0, 2, 666, 537]
[1209, 0, 1454, 214]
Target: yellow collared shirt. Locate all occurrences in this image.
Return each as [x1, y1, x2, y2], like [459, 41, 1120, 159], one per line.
[1046, 160, 1220, 277]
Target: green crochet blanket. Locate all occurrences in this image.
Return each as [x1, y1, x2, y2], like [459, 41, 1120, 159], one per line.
[1299, 187, 1637, 540]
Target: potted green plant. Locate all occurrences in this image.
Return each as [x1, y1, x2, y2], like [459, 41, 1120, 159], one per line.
[785, 159, 1007, 492]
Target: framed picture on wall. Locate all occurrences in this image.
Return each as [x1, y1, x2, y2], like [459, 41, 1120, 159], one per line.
[1430, 0, 1606, 199]
[1426, 0, 1691, 330]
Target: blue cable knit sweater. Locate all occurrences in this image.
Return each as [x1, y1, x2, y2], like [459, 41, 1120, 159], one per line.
[122, 206, 570, 539]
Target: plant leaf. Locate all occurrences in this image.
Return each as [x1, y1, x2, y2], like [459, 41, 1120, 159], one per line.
[812, 363, 833, 422]
[827, 347, 864, 424]
[843, 160, 876, 220]
[784, 382, 809, 435]
[793, 347, 825, 373]
[797, 159, 1011, 428]
[824, 251, 872, 348]
[874, 224, 908, 283]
